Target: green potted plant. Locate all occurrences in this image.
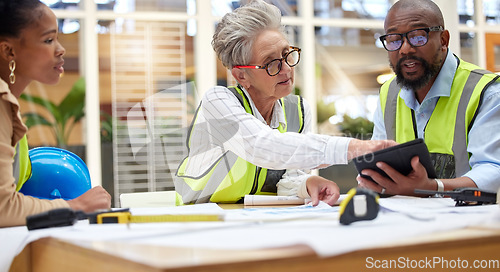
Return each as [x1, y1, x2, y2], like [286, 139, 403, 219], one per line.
[20, 77, 85, 148]
[338, 114, 374, 140]
[317, 100, 337, 124]
[319, 114, 375, 193]
[21, 78, 115, 202]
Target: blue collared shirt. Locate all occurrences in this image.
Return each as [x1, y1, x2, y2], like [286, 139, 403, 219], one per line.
[372, 50, 500, 191]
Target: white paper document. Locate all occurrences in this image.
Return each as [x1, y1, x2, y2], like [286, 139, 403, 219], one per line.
[3, 197, 499, 272]
[379, 196, 499, 214]
[227, 201, 339, 222]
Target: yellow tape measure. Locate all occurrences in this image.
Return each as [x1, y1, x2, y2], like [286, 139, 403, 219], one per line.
[339, 188, 379, 225]
[96, 211, 223, 224]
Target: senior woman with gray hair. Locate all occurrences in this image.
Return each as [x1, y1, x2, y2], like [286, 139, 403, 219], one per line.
[175, 0, 395, 205]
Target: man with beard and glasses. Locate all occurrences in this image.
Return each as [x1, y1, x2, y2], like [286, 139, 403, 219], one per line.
[357, 0, 500, 197]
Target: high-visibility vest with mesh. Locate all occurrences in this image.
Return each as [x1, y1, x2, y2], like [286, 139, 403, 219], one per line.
[13, 135, 32, 191]
[175, 86, 305, 204]
[379, 56, 499, 178]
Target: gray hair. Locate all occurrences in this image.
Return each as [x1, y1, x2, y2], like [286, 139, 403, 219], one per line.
[212, 0, 285, 69]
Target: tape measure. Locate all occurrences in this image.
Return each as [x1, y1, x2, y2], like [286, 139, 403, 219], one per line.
[95, 211, 224, 224]
[339, 188, 379, 225]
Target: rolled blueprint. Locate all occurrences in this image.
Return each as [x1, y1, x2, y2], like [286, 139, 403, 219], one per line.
[243, 195, 308, 206]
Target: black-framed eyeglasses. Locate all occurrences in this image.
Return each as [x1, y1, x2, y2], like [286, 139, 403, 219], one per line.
[233, 46, 301, 76]
[379, 26, 444, 51]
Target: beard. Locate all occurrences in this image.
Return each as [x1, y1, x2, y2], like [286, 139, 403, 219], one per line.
[390, 51, 442, 92]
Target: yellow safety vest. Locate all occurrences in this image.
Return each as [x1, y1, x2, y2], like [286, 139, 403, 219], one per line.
[380, 56, 499, 178]
[13, 135, 32, 191]
[176, 86, 305, 204]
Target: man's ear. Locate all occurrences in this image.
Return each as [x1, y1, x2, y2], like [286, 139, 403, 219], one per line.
[440, 30, 450, 51]
[231, 67, 250, 89]
[0, 40, 15, 62]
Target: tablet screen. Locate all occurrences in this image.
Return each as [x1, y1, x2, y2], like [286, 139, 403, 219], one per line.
[352, 138, 437, 182]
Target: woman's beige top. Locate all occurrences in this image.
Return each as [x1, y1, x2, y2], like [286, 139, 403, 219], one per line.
[0, 80, 68, 228]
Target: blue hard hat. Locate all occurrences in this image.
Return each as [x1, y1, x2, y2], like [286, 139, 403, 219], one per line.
[19, 147, 91, 200]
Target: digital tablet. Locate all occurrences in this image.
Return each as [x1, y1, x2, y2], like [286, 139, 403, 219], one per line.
[353, 138, 437, 182]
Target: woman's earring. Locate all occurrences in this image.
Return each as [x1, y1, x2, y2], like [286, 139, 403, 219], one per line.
[9, 59, 16, 84]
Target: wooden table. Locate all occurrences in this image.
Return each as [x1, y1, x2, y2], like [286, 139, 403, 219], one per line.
[10, 224, 500, 272]
[9, 202, 500, 272]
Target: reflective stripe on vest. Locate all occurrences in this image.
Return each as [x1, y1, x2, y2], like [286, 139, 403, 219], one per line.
[13, 135, 32, 191]
[380, 57, 499, 178]
[175, 86, 304, 204]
